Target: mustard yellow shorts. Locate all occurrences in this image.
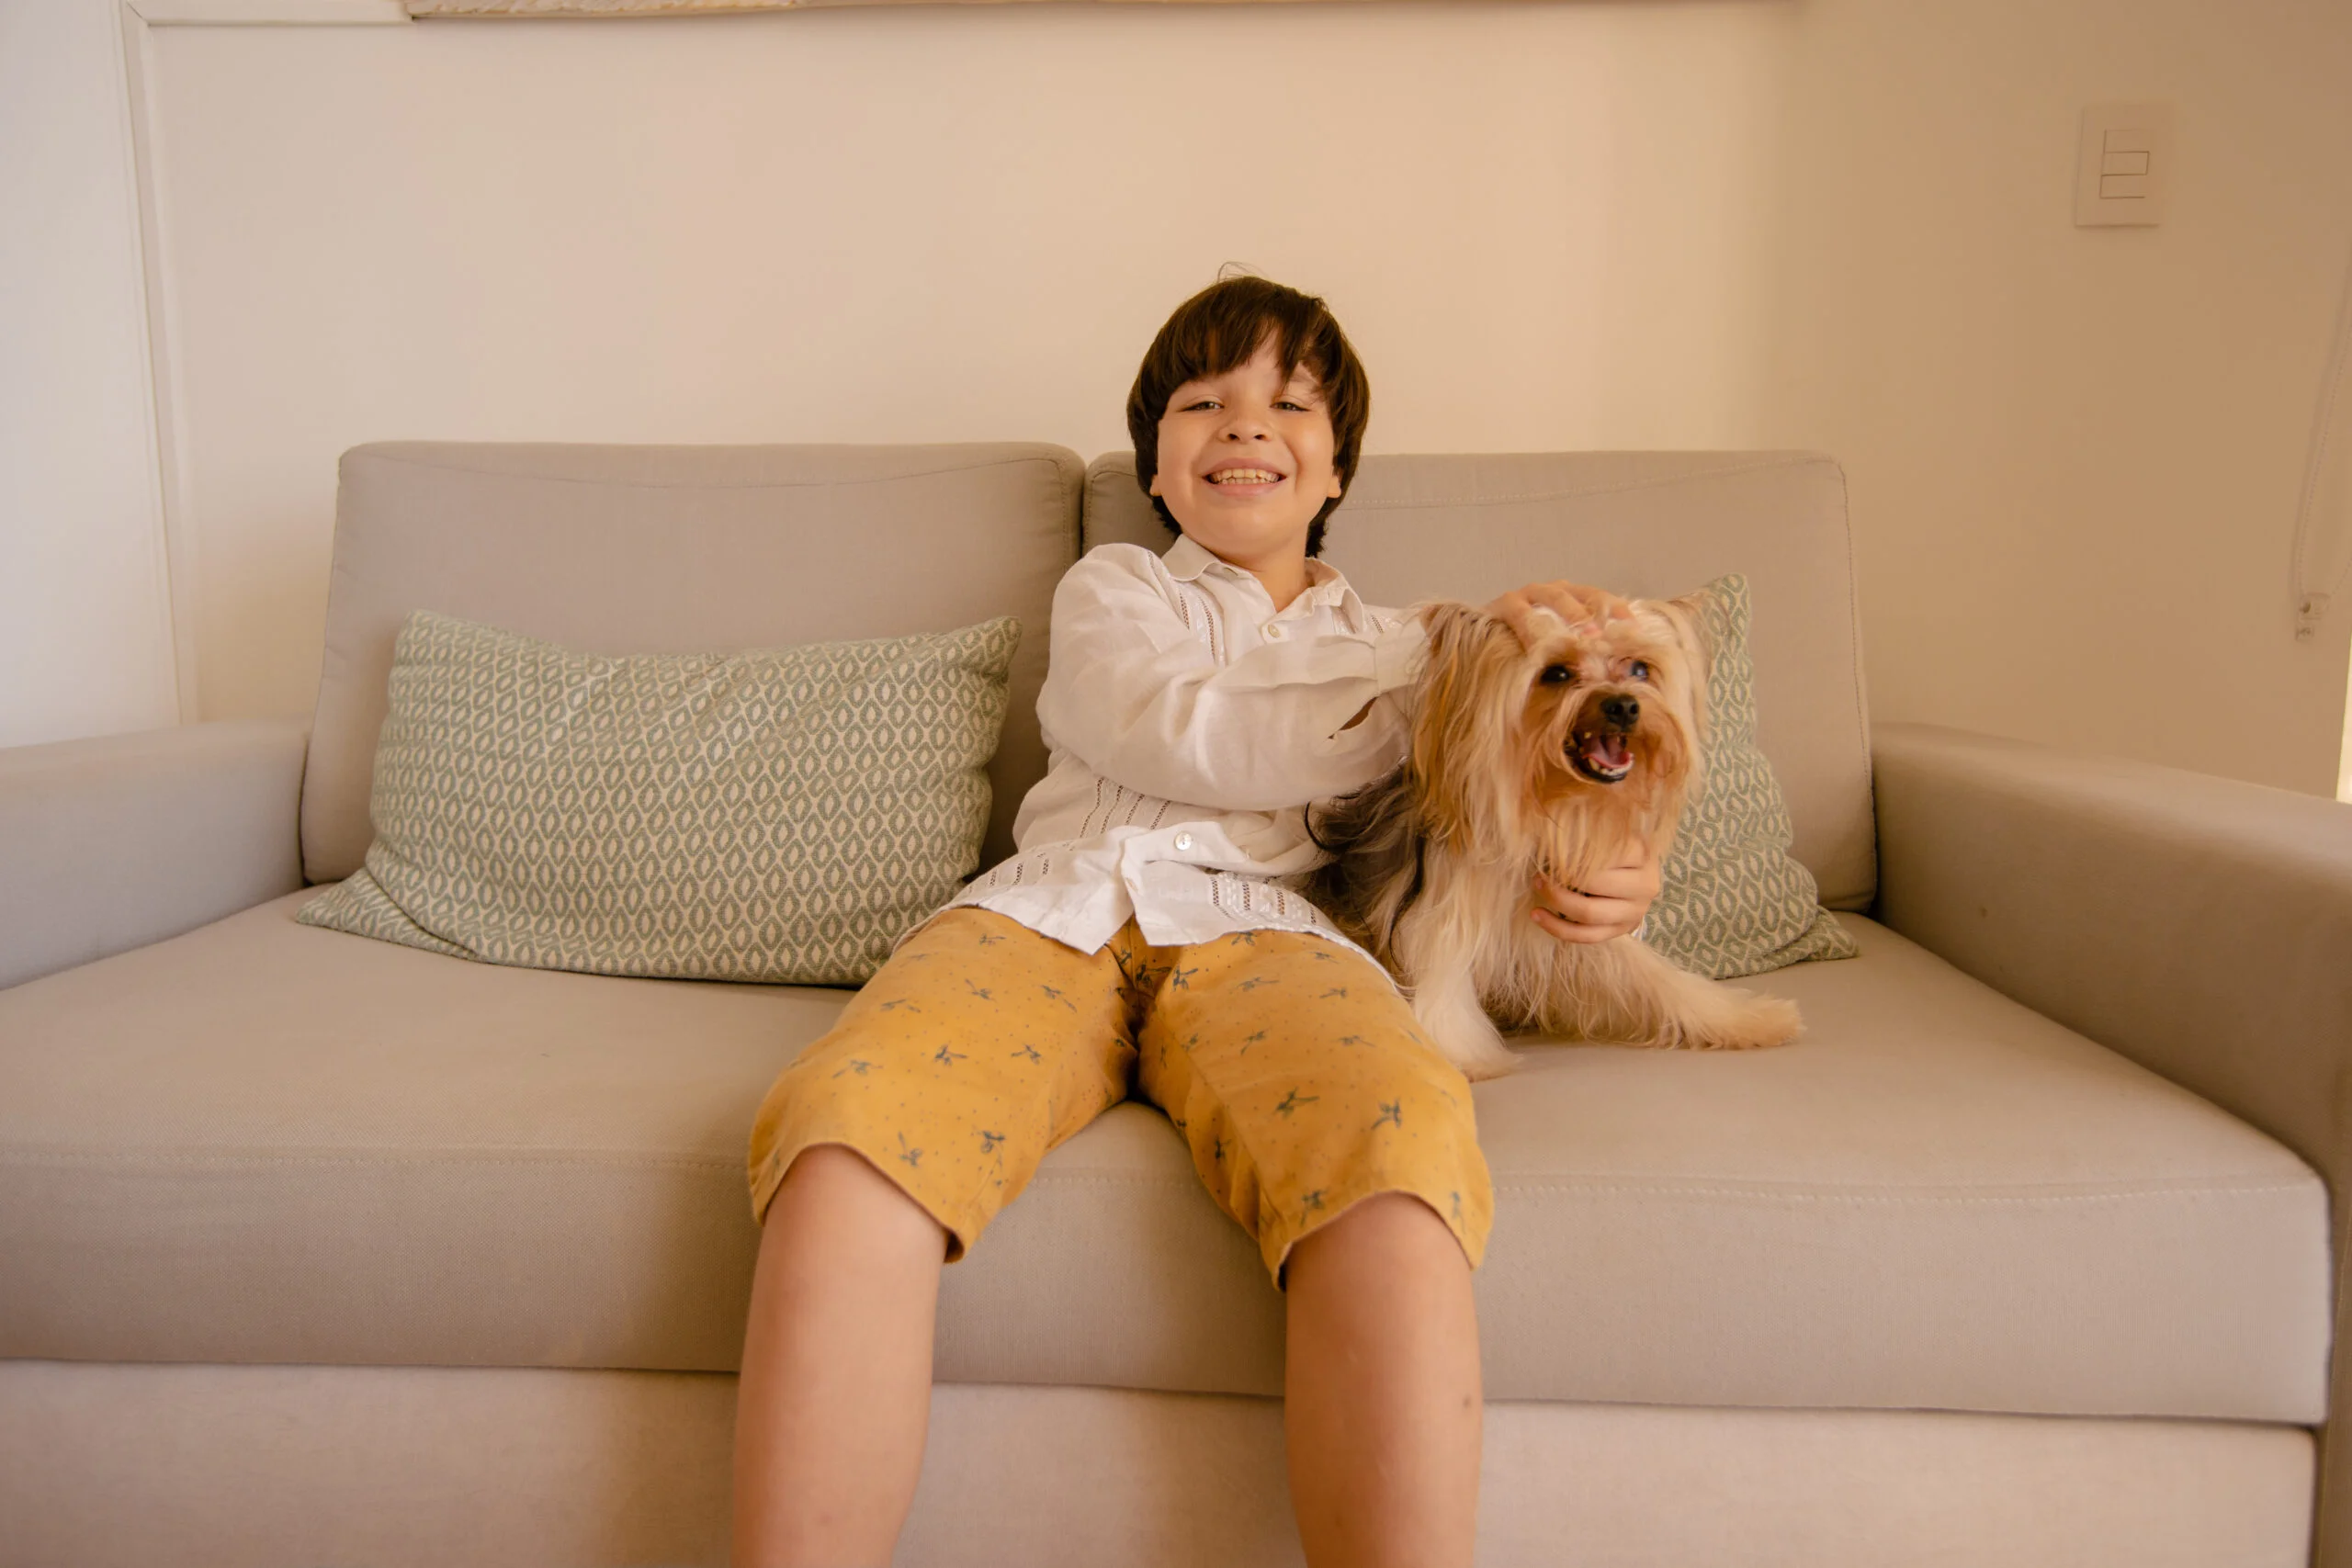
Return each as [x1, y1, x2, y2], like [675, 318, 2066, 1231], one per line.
[745, 908, 1493, 1284]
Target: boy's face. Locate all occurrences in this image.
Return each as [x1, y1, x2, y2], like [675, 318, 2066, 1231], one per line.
[1149, 336, 1345, 573]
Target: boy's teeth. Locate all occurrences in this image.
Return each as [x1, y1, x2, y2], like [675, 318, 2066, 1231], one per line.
[1211, 469, 1280, 483]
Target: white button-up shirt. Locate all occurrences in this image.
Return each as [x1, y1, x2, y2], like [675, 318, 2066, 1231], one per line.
[940, 534, 1428, 956]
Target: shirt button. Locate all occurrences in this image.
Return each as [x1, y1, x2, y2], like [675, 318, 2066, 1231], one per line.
[1173, 831, 1194, 852]
[1264, 623, 1287, 641]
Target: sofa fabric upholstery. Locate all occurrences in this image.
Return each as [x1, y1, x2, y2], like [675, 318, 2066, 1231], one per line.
[0, 1364, 2314, 1568]
[1871, 719, 2352, 1565]
[0, 890, 2324, 1422]
[0, 718, 307, 990]
[1084, 451, 1877, 910]
[301, 443, 1085, 886]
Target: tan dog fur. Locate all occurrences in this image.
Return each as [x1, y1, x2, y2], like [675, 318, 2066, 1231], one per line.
[1307, 594, 1802, 1079]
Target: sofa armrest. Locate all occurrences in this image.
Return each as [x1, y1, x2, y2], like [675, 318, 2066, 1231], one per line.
[1873, 721, 2352, 1563]
[0, 719, 309, 989]
[1872, 722, 2352, 1168]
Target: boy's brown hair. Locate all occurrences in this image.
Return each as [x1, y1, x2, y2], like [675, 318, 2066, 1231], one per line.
[1126, 275, 1372, 558]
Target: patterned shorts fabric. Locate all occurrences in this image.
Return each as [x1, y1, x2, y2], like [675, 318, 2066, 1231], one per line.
[745, 908, 1494, 1284]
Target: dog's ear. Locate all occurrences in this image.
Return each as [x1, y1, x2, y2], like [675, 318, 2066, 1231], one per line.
[1411, 600, 1505, 729]
[1408, 600, 1520, 847]
[1653, 591, 1714, 744]
[1413, 598, 1489, 663]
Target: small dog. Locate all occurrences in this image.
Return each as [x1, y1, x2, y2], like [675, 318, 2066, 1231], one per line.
[1308, 593, 1802, 1079]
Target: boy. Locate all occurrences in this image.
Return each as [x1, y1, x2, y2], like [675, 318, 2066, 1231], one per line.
[733, 276, 1659, 1568]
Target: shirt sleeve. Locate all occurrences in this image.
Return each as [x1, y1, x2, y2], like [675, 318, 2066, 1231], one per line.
[1035, 548, 1425, 812]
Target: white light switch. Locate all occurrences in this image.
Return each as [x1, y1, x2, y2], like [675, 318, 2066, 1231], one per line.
[2075, 104, 2173, 227]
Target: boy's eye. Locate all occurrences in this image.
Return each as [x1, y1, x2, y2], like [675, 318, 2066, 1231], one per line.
[1276, 400, 1309, 412]
[1539, 665, 1576, 685]
[1628, 660, 1651, 681]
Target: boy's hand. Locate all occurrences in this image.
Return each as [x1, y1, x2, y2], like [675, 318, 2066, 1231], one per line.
[1532, 841, 1660, 944]
[1484, 580, 1634, 649]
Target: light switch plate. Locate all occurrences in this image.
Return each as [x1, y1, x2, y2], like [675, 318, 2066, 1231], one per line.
[2075, 103, 2173, 227]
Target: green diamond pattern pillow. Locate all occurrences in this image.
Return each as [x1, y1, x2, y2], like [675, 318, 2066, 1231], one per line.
[298, 610, 1022, 985]
[1641, 573, 1858, 980]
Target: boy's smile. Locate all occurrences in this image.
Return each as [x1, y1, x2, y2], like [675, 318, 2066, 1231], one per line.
[1150, 338, 1345, 610]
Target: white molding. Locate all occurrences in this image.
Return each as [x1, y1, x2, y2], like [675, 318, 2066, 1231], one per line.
[114, 2, 203, 724]
[110, 0, 411, 733]
[129, 0, 409, 26]
[100, 0, 186, 726]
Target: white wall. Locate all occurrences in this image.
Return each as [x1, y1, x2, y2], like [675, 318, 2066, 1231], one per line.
[139, 1, 1800, 732]
[17, 0, 2352, 796]
[0, 0, 180, 748]
[1762, 0, 2352, 797]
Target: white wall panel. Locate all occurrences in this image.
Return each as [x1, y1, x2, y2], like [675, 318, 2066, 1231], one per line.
[1758, 0, 2352, 796]
[1, 0, 180, 748]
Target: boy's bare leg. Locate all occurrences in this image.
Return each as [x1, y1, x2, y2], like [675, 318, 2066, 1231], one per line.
[1283, 1191, 1483, 1568]
[732, 1144, 948, 1568]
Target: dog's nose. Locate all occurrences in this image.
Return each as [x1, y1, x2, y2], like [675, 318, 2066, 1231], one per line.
[1600, 694, 1641, 729]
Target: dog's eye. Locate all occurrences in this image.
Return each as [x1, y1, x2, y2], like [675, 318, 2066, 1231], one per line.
[1539, 664, 1575, 685]
[1628, 660, 1651, 682]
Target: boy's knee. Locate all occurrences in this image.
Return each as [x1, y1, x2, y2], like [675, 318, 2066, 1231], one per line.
[776, 1141, 902, 1208]
[765, 1142, 951, 1251]
[1289, 1190, 1471, 1283]
[778, 1141, 887, 1201]
[1328, 1190, 1455, 1245]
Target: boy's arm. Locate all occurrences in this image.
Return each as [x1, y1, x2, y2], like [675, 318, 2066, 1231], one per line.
[1035, 551, 1421, 812]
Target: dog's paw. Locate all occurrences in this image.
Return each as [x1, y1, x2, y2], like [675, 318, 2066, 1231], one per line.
[1449, 1033, 1525, 1081]
[1410, 970, 1522, 1079]
[1691, 991, 1803, 1051]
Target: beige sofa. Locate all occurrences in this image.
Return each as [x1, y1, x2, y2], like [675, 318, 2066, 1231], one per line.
[3, 442, 2347, 1568]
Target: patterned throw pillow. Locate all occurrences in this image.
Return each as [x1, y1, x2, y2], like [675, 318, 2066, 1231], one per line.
[1641, 574, 1859, 980]
[298, 610, 1022, 985]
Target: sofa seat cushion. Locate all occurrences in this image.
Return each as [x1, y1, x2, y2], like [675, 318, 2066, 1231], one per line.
[0, 895, 2327, 1422]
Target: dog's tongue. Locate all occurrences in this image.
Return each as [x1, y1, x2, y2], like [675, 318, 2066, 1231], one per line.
[1584, 734, 1633, 773]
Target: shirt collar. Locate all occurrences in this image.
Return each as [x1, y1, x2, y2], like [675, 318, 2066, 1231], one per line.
[1160, 534, 1232, 583]
[1161, 535, 1366, 617]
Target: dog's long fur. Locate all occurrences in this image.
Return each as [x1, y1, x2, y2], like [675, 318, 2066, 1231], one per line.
[1307, 594, 1802, 1078]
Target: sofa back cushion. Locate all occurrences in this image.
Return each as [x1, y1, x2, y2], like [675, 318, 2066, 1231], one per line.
[1082, 451, 1874, 910]
[304, 443, 1083, 886]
